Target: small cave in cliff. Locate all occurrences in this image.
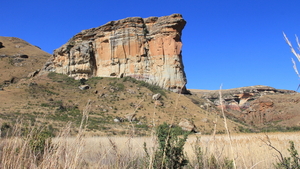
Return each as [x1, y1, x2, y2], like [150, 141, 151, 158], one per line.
[102, 39, 109, 43]
[110, 73, 117, 76]
[234, 98, 240, 104]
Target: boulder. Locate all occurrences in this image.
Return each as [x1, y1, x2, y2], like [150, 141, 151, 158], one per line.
[178, 118, 197, 132]
[127, 89, 136, 94]
[124, 113, 136, 122]
[27, 69, 40, 78]
[113, 117, 124, 123]
[154, 100, 164, 106]
[152, 93, 161, 100]
[114, 118, 120, 123]
[79, 85, 90, 90]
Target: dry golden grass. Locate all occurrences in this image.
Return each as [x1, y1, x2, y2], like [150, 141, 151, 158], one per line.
[186, 132, 300, 169]
[39, 132, 298, 169]
[1, 87, 299, 168]
[1, 106, 300, 169]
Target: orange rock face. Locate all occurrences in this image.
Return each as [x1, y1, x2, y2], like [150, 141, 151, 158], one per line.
[44, 14, 187, 93]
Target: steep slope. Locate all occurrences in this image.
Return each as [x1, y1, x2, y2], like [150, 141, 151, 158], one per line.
[0, 36, 50, 85]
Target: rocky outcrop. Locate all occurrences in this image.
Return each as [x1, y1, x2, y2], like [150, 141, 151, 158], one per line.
[44, 14, 187, 93]
[192, 85, 296, 111]
[190, 85, 299, 127]
[240, 94, 300, 126]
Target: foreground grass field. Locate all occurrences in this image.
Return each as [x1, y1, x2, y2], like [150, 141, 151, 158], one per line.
[52, 132, 299, 168]
[1, 124, 299, 169]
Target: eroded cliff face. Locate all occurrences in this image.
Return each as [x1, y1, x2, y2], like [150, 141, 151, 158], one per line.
[190, 85, 299, 127]
[44, 14, 187, 93]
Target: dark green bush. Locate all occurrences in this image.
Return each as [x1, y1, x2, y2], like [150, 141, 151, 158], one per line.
[274, 141, 300, 169]
[80, 78, 87, 85]
[0, 123, 12, 137]
[28, 128, 53, 158]
[153, 122, 189, 169]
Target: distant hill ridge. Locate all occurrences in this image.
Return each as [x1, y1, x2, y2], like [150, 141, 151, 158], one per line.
[0, 36, 50, 85]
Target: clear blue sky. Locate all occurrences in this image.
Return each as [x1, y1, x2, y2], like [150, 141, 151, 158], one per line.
[2, 0, 300, 91]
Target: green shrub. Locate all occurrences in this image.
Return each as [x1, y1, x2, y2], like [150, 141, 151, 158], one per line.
[27, 128, 53, 158]
[80, 78, 87, 85]
[135, 123, 149, 130]
[153, 122, 189, 169]
[116, 83, 125, 91]
[238, 126, 254, 133]
[0, 123, 12, 137]
[186, 136, 234, 169]
[137, 80, 166, 97]
[47, 72, 80, 86]
[274, 141, 300, 169]
[86, 76, 103, 86]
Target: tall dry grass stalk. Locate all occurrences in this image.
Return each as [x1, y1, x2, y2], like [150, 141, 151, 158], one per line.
[219, 84, 237, 169]
[283, 32, 300, 90]
[0, 121, 36, 168]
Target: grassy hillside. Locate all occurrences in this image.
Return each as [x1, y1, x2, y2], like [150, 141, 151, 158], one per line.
[0, 72, 244, 136]
[0, 36, 50, 85]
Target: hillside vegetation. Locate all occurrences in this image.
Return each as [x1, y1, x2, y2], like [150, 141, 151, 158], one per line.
[0, 72, 244, 136]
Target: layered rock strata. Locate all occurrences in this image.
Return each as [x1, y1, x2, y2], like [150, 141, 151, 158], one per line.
[190, 85, 299, 126]
[44, 14, 187, 93]
[191, 85, 296, 111]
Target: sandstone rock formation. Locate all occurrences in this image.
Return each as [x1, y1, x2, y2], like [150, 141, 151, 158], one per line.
[191, 85, 296, 111]
[44, 14, 187, 93]
[241, 94, 300, 126]
[190, 85, 299, 127]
